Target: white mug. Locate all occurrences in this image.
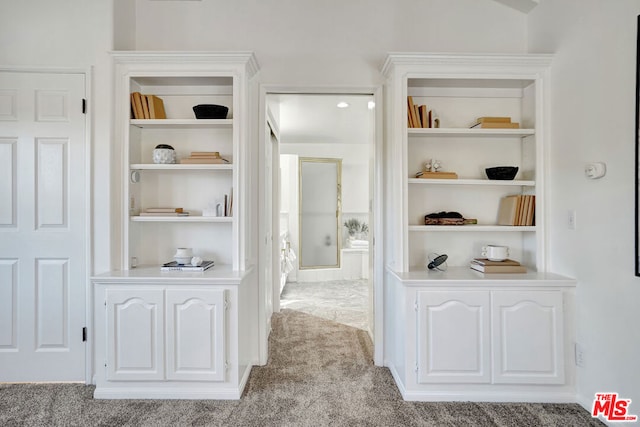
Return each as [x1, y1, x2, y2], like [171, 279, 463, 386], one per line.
[481, 245, 509, 261]
[175, 247, 193, 257]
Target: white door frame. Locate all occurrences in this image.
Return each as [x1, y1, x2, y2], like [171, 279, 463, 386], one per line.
[257, 85, 384, 366]
[0, 67, 92, 382]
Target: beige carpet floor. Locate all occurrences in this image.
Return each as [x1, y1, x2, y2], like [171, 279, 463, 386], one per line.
[0, 309, 603, 426]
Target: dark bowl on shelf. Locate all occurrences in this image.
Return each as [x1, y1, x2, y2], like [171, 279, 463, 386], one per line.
[485, 166, 519, 180]
[192, 104, 229, 119]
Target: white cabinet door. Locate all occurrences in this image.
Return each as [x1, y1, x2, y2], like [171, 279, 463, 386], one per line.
[165, 289, 226, 381]
[417, 291, 491, 383]
[106, 290, 164, 381]
[492, 291, 564, 384]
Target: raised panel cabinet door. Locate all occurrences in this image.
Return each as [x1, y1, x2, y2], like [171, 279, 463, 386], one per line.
[417, 291, 491, 384]
[491, 290, 564, 384]
[165, 289, 226, 381]
[106, 289, 165, 381]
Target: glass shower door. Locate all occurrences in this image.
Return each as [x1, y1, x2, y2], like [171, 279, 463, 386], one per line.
[299, 157, 341, 269]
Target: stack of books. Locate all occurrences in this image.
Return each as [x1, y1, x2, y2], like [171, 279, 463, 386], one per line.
[139, 207, 189, 217]
[180, 151, 230, 164]
[130, 92, 167, 119]
[470, 258, 527, 273]
[407, 96, 435, 128]
[161, 260, 214, 271]
[469, 116, 520, 129]
[497, 195, 535, 226]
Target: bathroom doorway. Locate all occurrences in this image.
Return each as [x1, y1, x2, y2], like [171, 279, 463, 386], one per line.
[268, 93, 375, 333]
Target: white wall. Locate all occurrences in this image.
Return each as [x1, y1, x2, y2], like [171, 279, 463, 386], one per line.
[133, 0, 527, 86]
[529, 0, 640, 410]
[0, 0, 114, 275]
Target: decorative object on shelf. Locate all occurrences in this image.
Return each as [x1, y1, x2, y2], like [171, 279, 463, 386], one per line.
[415, 158, 458, 179]
[469, 257, 526, 273]
[174, 247, 193, 265]
[192, 104, 229, 119]
[470, 116, 520, 129]
[152, 144, 176, 164]
[481, 245, 509, 261]
[485, 166, 519, 180]
[424, 211, 477, 225]
[190, 256, 203, 266]
[427, 253, 448, 271]
[180, 151, 230, 164]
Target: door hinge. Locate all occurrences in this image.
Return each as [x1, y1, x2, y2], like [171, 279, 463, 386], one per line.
[224, 297, 230, 311]
[415, 363, 419, 373]
[82, 327, 87, 342]
[82, 98, 87, 114]
[414, 300, 418, 312]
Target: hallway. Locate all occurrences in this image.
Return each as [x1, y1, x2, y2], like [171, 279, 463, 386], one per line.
[280, 279, 368, 330]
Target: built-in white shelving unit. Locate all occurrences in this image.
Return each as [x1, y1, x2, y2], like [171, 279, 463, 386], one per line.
[381, 53, 576, 403]
[91, 52, 259, 400]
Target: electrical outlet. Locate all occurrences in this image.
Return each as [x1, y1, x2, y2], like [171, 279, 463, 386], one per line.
[575, 343, 585, 367]
[568, 210, 576, 230]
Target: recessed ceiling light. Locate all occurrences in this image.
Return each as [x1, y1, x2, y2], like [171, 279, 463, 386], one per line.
[337, 102, 350, 108]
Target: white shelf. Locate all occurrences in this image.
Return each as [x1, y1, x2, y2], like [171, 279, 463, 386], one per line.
[408, 225, 536, 232]
[388, 266, 575, 286]
[408, 128, 535, 137]
[130, 119, 233, 129]
[408, 178, 535, 186]
[130, 163, 233, 171]
[131, 216, 233, 223]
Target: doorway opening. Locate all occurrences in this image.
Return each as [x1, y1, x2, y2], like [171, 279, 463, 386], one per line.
[262, 92, 376, 345]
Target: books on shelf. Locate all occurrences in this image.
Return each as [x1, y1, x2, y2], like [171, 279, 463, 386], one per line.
[407, 96, 434, 128]
[470, 116, 520, 129]
[470, 258, 527, 273]
[130, 92, 167, 119]
[160, 260, 214, 271]
[497, 195, 535, 226]
[180, 151, 230, 164]
[139, 212, 190, 217]
[145, 207, 184, 213]
[415, 171, 458, 179]
[139, 207, 189, 217]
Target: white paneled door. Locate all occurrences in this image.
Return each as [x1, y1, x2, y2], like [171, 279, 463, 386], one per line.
[0, 71, 86, 381]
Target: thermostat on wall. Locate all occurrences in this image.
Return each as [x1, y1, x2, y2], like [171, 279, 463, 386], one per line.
[585, 162, 606, 179]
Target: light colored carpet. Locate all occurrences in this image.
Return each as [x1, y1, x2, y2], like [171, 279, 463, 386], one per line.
[0, 309, 603, 426]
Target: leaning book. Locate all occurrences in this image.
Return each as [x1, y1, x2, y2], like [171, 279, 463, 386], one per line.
[161, 260, 214, 271]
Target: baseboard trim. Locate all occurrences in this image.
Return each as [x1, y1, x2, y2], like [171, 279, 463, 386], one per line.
[387, 363, 407, 398]
[399, 390, 577, 403]
[238, 364, 252, 395]
[93, 386, 242, 400]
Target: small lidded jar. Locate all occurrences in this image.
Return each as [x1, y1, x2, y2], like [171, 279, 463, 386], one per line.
[152, 144, 176, 164]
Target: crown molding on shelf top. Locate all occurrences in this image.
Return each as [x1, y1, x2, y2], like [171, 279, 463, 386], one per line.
[381, 52, 553, 77]
[110, 51, 259, 77]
